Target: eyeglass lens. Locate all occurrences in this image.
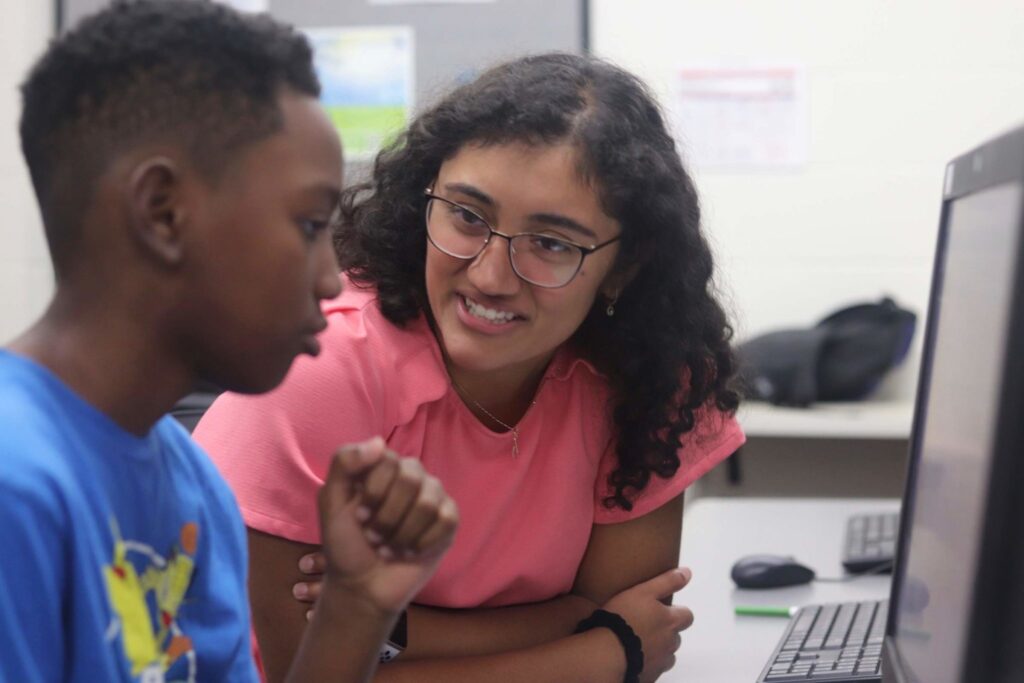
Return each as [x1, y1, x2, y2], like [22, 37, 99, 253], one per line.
[425, 197, 582, 288]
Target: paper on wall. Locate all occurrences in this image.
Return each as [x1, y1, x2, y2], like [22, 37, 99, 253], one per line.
[671, 63, 808, 169]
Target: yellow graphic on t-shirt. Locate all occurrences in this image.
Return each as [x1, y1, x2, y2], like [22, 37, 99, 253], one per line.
[104, 520, 199, 680]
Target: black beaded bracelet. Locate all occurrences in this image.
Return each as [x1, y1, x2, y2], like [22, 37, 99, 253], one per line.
[573, 608, 644, 683]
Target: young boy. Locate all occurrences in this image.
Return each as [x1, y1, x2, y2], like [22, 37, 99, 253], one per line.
[0, 2, 457, 681]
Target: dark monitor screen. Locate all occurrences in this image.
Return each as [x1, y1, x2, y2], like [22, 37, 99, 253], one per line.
[890, 181, 1022, 681]
[884, 125, 1024, 683]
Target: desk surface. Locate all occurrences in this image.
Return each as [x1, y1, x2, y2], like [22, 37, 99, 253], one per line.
[663, 497, 900, 682]
[737, 401, 913, 440]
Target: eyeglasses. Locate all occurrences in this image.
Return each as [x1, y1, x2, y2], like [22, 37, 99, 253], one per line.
[423, 188, 621, 289]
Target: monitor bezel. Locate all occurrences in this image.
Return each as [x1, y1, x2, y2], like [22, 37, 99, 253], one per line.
[882, 122, 1024, 682]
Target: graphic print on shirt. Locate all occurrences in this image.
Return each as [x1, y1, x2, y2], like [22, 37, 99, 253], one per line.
[104, 519, 199, 682]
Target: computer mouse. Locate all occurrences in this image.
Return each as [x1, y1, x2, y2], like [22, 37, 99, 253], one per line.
[730, 554, 816, 589]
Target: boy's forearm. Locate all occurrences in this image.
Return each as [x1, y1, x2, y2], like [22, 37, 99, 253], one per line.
[285, 579, 399, 683]
[401, 593, 598, 659]
[373, 629, 627, 683]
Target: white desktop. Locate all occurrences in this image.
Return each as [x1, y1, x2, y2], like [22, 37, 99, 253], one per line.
[663, 498, 896, 682]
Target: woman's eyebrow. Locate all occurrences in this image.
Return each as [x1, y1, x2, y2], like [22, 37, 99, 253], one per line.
[442, 182, 599, 241]
[528, 213, 597, 240]
[442, 182, 496, 208]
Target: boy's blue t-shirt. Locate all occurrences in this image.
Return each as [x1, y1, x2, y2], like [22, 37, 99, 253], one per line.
[0, 351, 258, 682]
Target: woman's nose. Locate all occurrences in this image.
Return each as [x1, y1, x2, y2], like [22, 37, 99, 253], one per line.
[467, 235, 521, 296]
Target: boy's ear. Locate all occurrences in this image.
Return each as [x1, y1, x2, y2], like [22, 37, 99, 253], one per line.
[127, 156, 188, 267]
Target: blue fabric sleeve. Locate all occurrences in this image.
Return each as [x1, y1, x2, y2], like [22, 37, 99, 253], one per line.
[202, 486, 260, 682]
[173, 422, 260, 682]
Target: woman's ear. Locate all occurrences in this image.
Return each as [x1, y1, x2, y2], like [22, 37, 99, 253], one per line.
[126, 156, 188, 267]
[601, 262, 641, 301]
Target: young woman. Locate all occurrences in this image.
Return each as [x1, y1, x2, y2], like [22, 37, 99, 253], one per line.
[195, 53, 744, 683]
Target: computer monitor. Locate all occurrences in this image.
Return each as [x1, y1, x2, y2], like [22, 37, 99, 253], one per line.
[882, 124, 1024, 683]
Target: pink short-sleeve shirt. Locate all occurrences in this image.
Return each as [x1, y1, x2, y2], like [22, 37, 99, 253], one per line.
[194, 281, 745, 608]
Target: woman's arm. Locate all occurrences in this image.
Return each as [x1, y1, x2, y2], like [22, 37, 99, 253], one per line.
[367, 568, 692, 683]
[402, 595, 598, 659]
[371, 630, 626, 683]
[289, 492, 685, 660]
[274, 492, 688, 681]
[250, 530, 320, 683]
[254, 532, 625, 683]
[293, 553, 600, 659]
[573, 492, 685, 605]
[253, 530, 601, 680]
[367, 566, 692, 683]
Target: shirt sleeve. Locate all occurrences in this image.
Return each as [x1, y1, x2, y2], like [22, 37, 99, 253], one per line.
[194, 309, 389, 545]
[193, 457, 261, 682]
[167, 419, 261, 682]
[0, 476, 66, 683]
[593, 406, 746, 524]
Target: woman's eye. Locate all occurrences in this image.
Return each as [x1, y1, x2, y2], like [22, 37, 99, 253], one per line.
[532, 236, 572, 253]
[448, 205, 484, 226]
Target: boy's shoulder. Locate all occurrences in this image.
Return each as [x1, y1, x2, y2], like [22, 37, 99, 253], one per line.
[0, 352, 224, 505]
[0, 355, 90, 533]
[0, 352, 75, 470]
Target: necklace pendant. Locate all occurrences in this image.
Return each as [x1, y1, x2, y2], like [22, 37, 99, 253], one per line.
[511, 429, 519, 458]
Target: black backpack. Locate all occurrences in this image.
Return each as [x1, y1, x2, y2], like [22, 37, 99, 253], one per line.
[736, 297, 917, 407]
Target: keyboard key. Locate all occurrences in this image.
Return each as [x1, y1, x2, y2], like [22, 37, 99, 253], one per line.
[826, 603, 858, 648]
[793, 607, 819, 634]
[867, 601, 888, 642]
[848, 601, 878, 647]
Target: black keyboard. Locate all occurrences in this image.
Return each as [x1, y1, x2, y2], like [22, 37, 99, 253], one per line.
[756, 600, 887, 682]
[841, 512, 898, 574]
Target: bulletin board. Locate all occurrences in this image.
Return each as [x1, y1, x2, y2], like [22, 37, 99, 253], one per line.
[57, 0, 587, 173]
[56, 0, 588, 114]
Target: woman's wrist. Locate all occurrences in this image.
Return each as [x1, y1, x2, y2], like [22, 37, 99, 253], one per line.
[572, 628, 628, 683]
[574, 609, 644, 683]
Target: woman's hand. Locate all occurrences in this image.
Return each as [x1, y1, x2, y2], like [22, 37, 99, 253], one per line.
[600, 567, 695, 683]
[293, 552, 325, 618]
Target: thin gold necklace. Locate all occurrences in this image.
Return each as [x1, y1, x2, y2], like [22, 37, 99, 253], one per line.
[450, 380, 534, 457]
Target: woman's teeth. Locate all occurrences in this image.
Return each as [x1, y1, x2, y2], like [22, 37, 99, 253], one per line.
[463, 295, 518, 324]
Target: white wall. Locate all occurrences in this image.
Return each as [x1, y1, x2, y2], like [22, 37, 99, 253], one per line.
[593, 0, 1024, 398]
[0, 2, 53, 344]
[4, 3, 1022, 391]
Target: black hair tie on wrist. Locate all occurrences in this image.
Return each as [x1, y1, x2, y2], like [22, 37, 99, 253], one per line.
[574, 608, 644, 683]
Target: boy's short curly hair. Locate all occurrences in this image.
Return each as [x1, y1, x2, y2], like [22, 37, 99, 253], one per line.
[20, 0, 319, 276]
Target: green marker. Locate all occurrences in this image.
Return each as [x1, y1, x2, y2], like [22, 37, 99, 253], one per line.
[734, 605, 798, 618]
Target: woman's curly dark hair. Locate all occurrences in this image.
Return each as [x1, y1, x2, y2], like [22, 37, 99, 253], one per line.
[336, 52, 740, 510]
